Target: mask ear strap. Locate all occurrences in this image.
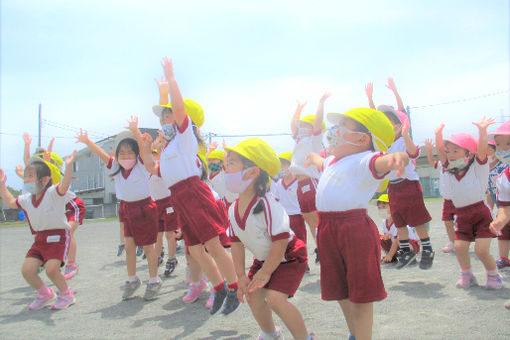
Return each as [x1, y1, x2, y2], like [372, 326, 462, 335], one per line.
[370, 133, 389, 152]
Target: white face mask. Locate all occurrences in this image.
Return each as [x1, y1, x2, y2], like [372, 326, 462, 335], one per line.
[378, 209, 390, 219]
[162, 123, 177, 141]
[279, 168, 290, 178]
[224, 168, 254, 193]
[446, 157, 470, 170]
[327, 126, 364, 148]
[496, 150, 510, 165]
[24, 181, 39, 195]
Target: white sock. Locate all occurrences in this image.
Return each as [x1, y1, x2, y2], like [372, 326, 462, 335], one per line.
[128, 276, 138, 283]
[148, 277, 160, 284]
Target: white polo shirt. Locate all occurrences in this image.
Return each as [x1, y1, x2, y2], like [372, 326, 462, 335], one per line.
[381, 219, 417, 240]
[209, 170, 237, 204]
[316, 151, 388, 212]
[228, 195, 294, 261]
[159, 115, 200, 188]
[496, 168, 510, 206]
[444, 157, 489, 208]
[107, 157, 151, 202]
[270, 178, 301, 215]
[388, 137, 420, 182]
[290, 133, 323, 178]
[16, 185, 75, 232]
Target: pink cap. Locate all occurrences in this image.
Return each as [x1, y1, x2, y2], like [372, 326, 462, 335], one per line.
[319, 148, 328, 158]
[376, 105, 409, 126]
[444, 133, 477, 154]
[394, 110, 409, 127]
[487, 120, 510, 141]
[488, 140, 496, 146]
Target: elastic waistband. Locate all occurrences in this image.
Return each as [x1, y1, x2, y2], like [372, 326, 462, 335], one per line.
[155, 196, 172, 204]
[455, 200, 486, 213]
[318, 209, 368, 220]
[121, 196, 153, 206]
[35, 229, 68, 237]
[389, 178, 405, 184]
[170, 176, 200, 192]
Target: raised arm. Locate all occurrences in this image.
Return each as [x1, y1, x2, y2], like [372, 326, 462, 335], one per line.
[125, 116, 145, 154]
[424, 138, 436, 167]
[0, 169, 17, 209]
[161, 57, 186, 128]
[365, 82, 375, 109]
[47, 137, 55, 155]
[155, 76, 170, 105]
[314, 92, 331, 134]
[374, 152, 410, 178]
[434, 124, 448, 165]
[401, 119, 418, 156]
[57, 150, 76, 195]
[15, 165, 24, 179]
[139, 134, 159, 175]
[472, 116, 495, 161]
[75, 129, 111, 164]
[23, 133, 32, 166]
[291, 100, 307, 136]
[385, 77, 404, 111]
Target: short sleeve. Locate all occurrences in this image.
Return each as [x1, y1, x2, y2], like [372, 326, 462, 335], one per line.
[407, 146, 421, 160]
[497, 169, 510, 205]
[107, 157, 120, 174]
[16, 194, 31, 210]
[262, 197, 291, 241]
[366, 152, 390, 180]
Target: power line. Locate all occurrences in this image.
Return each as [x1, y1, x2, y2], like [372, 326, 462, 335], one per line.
[0, 131, 76, 139]
[409, 90, 509, 109]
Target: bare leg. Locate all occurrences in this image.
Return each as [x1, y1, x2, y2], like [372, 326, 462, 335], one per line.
[246, 288, 276, 334]
[125, 237, 137, 277]
[338, 299, 373, 340]
[67, 222, 79, 263]
[302, 211, 318, 243]
[414, 224, 430, 240]
[204, 236, 237, 285]
[188, 252, 203, 282]
[45, 259, 68, 292]
[155, 232, 164, 258]
[21, 257, 44, 290]
[188, 243, 223, 286]
[338, 299, 356, 337]
[165, 232, 177, 259]
[474, 238, 497, 270]
[455, 240, 471, 269]
[444, 220, 455, 243]
[143, 243, 158, 278]
[498, 240, 510, 259]
[266, 289, 308, 339]
[119, 222, 125, 244]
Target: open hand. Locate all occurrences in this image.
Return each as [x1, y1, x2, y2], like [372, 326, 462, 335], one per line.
[65, 150, 77, 168]
[247, 268, 270, 293]
[320, 92, 332, 103]
[296, 99, 307, 110]
[424, 138, 434, 151]
[0, 169, 7, 187]
[472, 116, 495, 131]
[388, 152, 408, 177]
[75, 129, 90, 144]
[125, 115, 139, 132]
[385, 77, 397, 92]
[434, 123, 445, 136]
[154, 76, 169, 95]
[23, 133, 32, 145]
[365, 82, 374, 98]
[161, 57, 174, 78]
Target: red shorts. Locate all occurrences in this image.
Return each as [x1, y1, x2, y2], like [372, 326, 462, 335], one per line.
[381, 238, 420, 257]
[65, 197, 85, 225]
[289, 214, 307, 244]
[388, 179, 432, 228]
[317, 210, 387, 303]
[442, 199, 456, 221]
[169, 177, 223, 246]
[155, 196, 180, 232]
[499, 223, 510, 241]
[455, 201, 495, 242]
[297, 178, 318, 213]
[248, 237, 307, 297]
[26, 229, 69, 266]
[119, 197, 158, 246]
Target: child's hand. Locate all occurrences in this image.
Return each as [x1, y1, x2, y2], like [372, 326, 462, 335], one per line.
[109, 149, 115, 157]
[247, 268, 270, 293]
[0, 169, 7, 187]
[65, 150, 77, 168]
[296, 99, 307, 110]
[388, 152, 409, 177]
[473, 116, 495, 132]
[161, 57, 174, 78]
[424, 138, 434, 151]
[382, 255, 394, 263]
[15, 165, 24, 178]
[23, 133, 32, 145]
[237, 275, 251, 303]
[305, 152, 324, 169]
[208, 141, 218, 152]
[434, 123, 445, 136]
[125, 115, 139, 132]
[401, 119, 410, 138]
[154, 76, 169, 95]
[320, 92, 332, 103]
[385, 77, 397, 92]
[489, 220, 504, 236]
[222, 138, 227, 149]
[75, 129, 90, 144]
[365, 82, 373, 98]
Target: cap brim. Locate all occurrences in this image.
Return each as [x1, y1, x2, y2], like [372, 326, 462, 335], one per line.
[27, 156, 47, 166]
[114, 130, 136, 151]
[152, 105, 172, 118]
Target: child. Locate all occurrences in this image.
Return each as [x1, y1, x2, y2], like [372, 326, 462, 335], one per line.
[224, 138, 315, 340]
[306, 107, 408, 340]
[366, 78, 434, 269]
[376, 194, 420, 264]
[207, 144, 237, 209]
[487, 120, 510, 271]
[423, 138, 456, 253]
[76, 128, 162, 300]
[0, 153, 77, 310]
[289, 93, 330, 263]
[435, 119, 502, 289]
[487, 140, 508, 210]
[143, 57, 239, 315]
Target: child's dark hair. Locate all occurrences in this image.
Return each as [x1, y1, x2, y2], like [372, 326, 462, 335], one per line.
[239, 154, 269, 214]
[280, 159, 291, 167]
[354, 121, 375, 151]
[197, 155, 208, 181]
[111, 139, 139, 177]
[489, 144, 496, 151]
[26, 162, 52, 191]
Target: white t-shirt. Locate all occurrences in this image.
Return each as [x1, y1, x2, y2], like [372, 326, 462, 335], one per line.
[381, 219, 417, 240]
[388, 137, 420, 182]
[107, 157, 151, 202]
[159, 115, 200, 188]
[290, 133, 323, 178]
[228, 195, 294, 261]
[16, 185, 76, 232]
[434, 161, 451, 199]
[444, 157, 489, 208]
[316, 151, 389, 212]
[270, 178, 301, 215]
[209, 170, 237, 204]
[496, 167, 510, 205]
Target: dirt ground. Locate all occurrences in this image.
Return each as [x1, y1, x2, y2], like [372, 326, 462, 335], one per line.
[0, 201, 509, 339]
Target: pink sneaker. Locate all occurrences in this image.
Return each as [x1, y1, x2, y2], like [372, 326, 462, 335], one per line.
[256, 326, 283, 340]
[28, 289, 57, 310]
[182, 279, 207, 304]
[51, 290, 76, 309]
[64, 263, 79, 280]
[442, 242, 454, 253]
[486, 274, 503, 290]
[206, 291, 215, 309]
[456, 272, 478, 288]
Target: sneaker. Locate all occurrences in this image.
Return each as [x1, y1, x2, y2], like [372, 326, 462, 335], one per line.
[396, 248, 417, 269]
[182, 279, 207, 304]
[28, 289, 57, 310]
[309, 332, 318, 340]
[117, 244, 125, 256]
[442, 242, 454, 253]
[164, 258, 178, 277]
[419, 249, 435, 270]
[348, 334, 356, 340]
[486, 274, 503, 290]
[456, 272, 478, 288]
[314, 248, 320, 264]
[256, 326, 283, 340]
[136, 246, 143, 257]
[143, 280, 163, 301]
[51, 290, 76, 309]
[122, 276, 141, 300]
[160, 247, 165, 258]
[496, 258, 510, 270]
[210, 283, 228, 315]
[221, 288, 241, 315]
[64, 263, 79, 280]
[206, 291, 215, 309]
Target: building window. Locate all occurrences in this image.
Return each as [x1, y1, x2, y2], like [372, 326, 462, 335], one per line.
[73, 161, 79, 173]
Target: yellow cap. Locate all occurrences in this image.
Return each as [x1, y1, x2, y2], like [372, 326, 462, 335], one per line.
[225, 138, 280, 176]
[377, 193, 389, 203]
[376, 178, 389, 193]
[327, 108, 395, 152]
[34, 152, 64, 170]
[278, 151, 292, 163]
[152, 99, 204, 128]
[197, 150, 208, 174]
[28, 156, 62, 185]
[296, 115, 326, 131]
[208, 150, 224, 161]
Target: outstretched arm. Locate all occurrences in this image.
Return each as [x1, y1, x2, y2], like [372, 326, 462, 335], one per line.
[424, 138, 436, 167]
[75, 129, 110, 164]
[291, 100, 307, 137]
[434, 124, 448, 165]
[57, 151, 76, 195]
[23, 133, 32, 166]
[155, 76, 170, 105]
[0, 169, 17, 209]
[365, 82, 375, 109]
[473, 116, 495, 161]
[385, 77, 404, 111]
[314, 92, 331, 134]
[402, 119, 418, 156]
[125, 116, 145, 154]
[374, 152, 410, 177]
[161, 57, 186, 128]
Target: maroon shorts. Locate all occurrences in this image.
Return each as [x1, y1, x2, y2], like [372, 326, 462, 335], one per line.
[381, 238, 420, 257]
[26, 229, 69, 266]
[169, 176, 224, 246]
[248, 237, 307, 297]
[119, 197, 159, 246]
[155, 196, 180, 232]
[297, 178, 318, 213]
[498, 224, 510, 241]
[442, 199, 456, 221]
[317, 210, 387, 303]
[455, 201, 495, 242]
[388, 179, 432, 228]
[289, 214, 307, 244]
[65, 197, 85, 225]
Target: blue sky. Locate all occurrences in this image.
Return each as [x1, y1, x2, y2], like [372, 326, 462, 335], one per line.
[1, 1, 508, 189]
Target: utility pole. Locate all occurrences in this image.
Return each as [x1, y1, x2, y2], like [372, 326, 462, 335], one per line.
[406, 105, 413, 139]
[38, 104, 42, 147]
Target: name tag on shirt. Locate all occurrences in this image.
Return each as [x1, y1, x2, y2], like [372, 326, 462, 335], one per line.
[166, 207, 174, 214]
[47, 235, 61, 243]
[301, 184, 311, 194]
